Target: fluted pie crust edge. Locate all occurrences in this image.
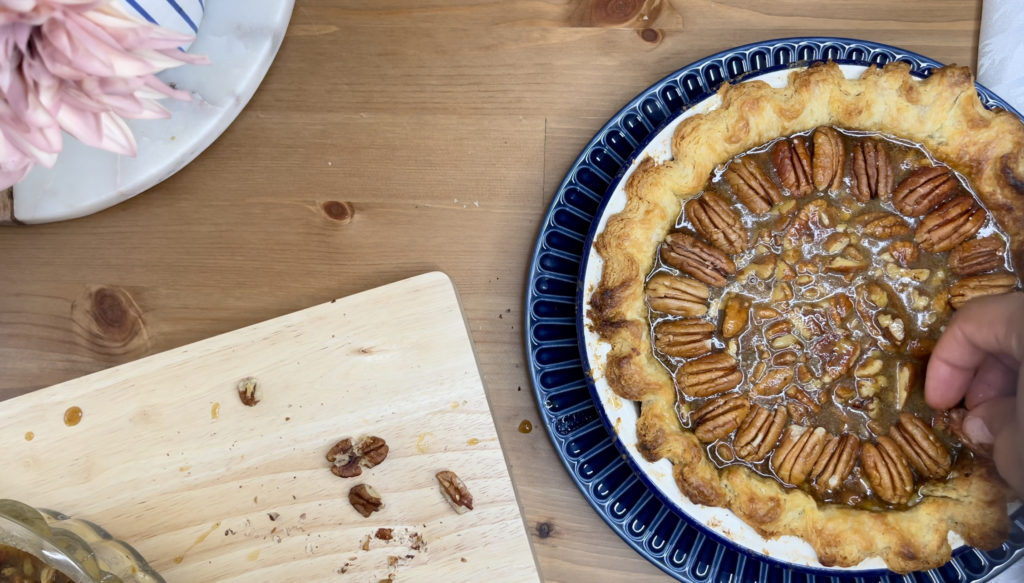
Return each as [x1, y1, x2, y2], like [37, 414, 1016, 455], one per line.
[588, 62, 1020, 573]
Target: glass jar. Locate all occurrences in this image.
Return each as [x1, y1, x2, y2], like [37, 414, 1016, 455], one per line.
[0, 499, 163, 583]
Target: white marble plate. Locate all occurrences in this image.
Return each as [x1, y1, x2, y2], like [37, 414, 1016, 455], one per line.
[9, 0, 295, 224]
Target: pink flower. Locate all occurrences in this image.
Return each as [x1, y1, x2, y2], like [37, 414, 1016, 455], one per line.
[0, 0, 206, 189]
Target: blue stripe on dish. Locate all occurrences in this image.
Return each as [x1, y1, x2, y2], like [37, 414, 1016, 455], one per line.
[121, 0, 158, 25]
[165, 0, 198, 33]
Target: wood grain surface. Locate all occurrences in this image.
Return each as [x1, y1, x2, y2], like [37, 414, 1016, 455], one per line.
[1, 272, 538, 582]
[1, 1, 1013, 582]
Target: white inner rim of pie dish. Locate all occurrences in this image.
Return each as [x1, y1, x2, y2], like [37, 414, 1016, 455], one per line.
[580, 64, 1017, 571]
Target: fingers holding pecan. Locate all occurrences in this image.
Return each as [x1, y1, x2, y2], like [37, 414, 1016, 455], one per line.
[654, 318, 715, 358]
[861, 436, 915, 505]
[724, 157, 783, 213]
[692, 394, 750, 442]
[948, 236, 1008, 276]
[892, 166, 960, 217]
[686, 192, 747, 254]
[851, 140, 894, 202]
[645, 273, 710, 316]
[914, 195, 986, 253]
[949, 271, 1019, 309]
[812, 127, 845, 193]
[675, 352, 743, 397]
[661, 232, 737, 287]
[772, 136, 813, 198]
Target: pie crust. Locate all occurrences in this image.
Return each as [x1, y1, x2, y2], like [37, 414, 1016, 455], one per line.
[588, 62, 1022, 573]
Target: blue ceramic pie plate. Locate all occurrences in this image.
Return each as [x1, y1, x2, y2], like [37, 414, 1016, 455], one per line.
[526, 37, 1024, 582]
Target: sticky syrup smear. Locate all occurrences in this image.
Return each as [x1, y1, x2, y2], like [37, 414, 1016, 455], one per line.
[173, 521, 222, 564]
[518, 420, 533, 433]
[24, 431, 34, 441]
[211, 402, 220, 420]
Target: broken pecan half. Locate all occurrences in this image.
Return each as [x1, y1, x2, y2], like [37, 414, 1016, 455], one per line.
[436, 470, 474, 514]
[948, 236, 1007, 276]
[654, 318, 715, 359]
[856, 211, 911, 239]
[892, 166, 959, 217]
[675, 351, 743, 397]
[734, 405, 787, 462]
[812, 127, 844, 193]
[645, 273, 710, 316]
[751, 367, 793, 396]
[721, 294, 751, 338]
[771, 136, 813, 198]
[327, 435, 390, 478]
[914, 195, 986, 253]
[861, 436, 914, 505]
[949, 271, 1019, 309]
[851, 140, 894, 201]
[686, 192, 747, 254]
[810, 433, 860, 493]
[771, 425, 829, 486]
[724, 157, 783, 213]
[891, 413, 951, 480]
[692, 394, 750, 442]
[661, 233, 737, 287]
[349, 483, 383, 518]
[813, 336, 860, 381]
[888, 241, 919, 267]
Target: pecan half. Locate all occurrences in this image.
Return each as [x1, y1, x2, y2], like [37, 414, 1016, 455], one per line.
[810, 433, 860, 493]
[645, 273, 710, 316]
[734, 405, 788, 462]
[812, 127, 844, 193]
[856, 211, 911, 239]
[721, 294, 752, 338]
[948, 236, 1007, 276]
[349, 484, 383, 518]
[436, 470, 474, 514]
[851, 140, 894, 201]
[914, 195, 986, 253]
[675, 352, 743, 397]
[813, 336, 860, 381]
[654, 318, 715, 358]
[861, 436, 915, 505]
[687, 192, 747, 254]
[892, 166, 960, 217]
[724, 157, 783, 213]
[661, 233, 737, 287]
[949, 271, 1019, 309]
[890, 413, 951, 480]
[888, 241, 919, 267]
[327, 436, 390, 478]
[692, 394, 750, 442]
[751, 367, 793, 396]
[772, 136, 813, 198]
[771, 425, 829, 486]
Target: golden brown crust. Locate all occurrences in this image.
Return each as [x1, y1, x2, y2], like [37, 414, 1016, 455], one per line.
[589, 62, 1018, 573]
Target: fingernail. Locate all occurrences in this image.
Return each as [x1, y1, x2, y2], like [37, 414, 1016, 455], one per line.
[964, 416, 995, 445]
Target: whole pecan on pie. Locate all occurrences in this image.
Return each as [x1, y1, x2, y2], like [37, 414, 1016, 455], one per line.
[724, 157, 784, 213]
[686, 192, 747, 254]
[811, 126, 844, 193]
[675, 352, 742, 397]
[733, 405, 787, 462]
[653, 318, 715, 358]
[949, 271, 1020, 309]
[914, 194, 987, 253]
[890, 413, 951, 480]
[771, 136, 813, 198]
[861, 435, 915, 505]
[660, 233, 737, 287]
[645, 273, 710, 317]
[771, 425, 829, 486]
[892, 166, 960, 217]
[948, 236, 1007, 276]
[810, 433, 861, 494]
[851, 139, 894, 202]
[691, 394, 750, 442]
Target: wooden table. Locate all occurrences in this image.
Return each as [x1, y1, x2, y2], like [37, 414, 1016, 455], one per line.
[2, 1, 1019, 581]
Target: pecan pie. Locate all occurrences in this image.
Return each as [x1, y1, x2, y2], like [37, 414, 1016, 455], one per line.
[589, 62, 1024, 573]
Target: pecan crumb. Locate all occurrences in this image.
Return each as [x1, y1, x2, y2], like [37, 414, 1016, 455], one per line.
[436, 470, 474, 513]
[267, 512, 279, 522]
[237, 376, 262, 406]
[374, 527, 393, 541]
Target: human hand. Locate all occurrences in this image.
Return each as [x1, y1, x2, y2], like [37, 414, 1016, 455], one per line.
[925, 292, 1024, 497]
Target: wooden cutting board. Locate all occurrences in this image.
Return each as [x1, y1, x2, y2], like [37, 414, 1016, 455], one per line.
[0, 272, 539, 583]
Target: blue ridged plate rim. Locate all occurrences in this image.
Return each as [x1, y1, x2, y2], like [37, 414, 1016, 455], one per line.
[525, 36, 1024, 583]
